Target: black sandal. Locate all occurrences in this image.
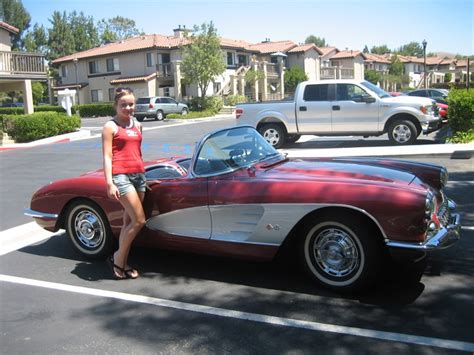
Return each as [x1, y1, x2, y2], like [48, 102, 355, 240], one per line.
[106, 256, 126, 280]
[124, 267, 140, 279]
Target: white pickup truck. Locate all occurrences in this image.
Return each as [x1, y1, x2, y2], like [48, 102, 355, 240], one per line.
[236, 80, 442, 148]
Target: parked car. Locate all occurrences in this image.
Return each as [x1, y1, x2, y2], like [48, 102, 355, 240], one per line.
[134, 96, 188, 121]
[236, 80, 441, 147]
[407, 89, 448, 105]
[25, 126, 461, 292]
[436, 102, 449, 121]
[1, 102, 24, 107]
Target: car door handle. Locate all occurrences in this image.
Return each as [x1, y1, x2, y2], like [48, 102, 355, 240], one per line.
[299, 106, 307, 111]
[332, 105, 340, 111]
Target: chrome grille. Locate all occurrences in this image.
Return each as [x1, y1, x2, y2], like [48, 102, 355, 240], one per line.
[437, 192, 450, 226]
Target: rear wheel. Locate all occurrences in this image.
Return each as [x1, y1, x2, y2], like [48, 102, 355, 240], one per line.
[258, 123, 286, 149]
[65, 200, 115, 259]
[155, 110, 164, 121]
[388, 119, 417, 145]
[181, 108, 188, 116]
[299, 214, 381, 292]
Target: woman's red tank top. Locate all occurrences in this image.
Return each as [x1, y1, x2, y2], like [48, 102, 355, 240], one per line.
[111, 119, 145, 174]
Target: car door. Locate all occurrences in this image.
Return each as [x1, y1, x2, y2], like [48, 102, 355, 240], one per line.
[295, 83, 332, 133]
[331, 83, 380, 133]
[144, 174, 212, 240]
[160, 97, 178, 114]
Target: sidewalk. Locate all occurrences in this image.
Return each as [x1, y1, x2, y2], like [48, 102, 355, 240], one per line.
[0, 130, 91, 151]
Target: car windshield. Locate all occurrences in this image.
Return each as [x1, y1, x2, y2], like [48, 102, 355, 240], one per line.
[360, 81, 391, 98]
[193, 126, 283, 176]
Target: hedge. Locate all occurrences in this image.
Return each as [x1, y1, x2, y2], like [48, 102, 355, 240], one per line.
[447, 88, 474, 133]
[0, 105, 77, 115]
[224, 95, 247, 106]
[2, 111, 81, 143]
[187, 96, 223, 114]
[76, 103, 114, 117]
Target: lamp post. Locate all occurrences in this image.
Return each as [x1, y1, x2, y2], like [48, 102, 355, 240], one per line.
[422, 39, 427, 89]
[73, 57, 79, 105]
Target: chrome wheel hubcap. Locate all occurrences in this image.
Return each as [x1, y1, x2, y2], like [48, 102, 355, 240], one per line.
[393, 124, 411, 143]
[74, 210, 104, 249]
[313, 228, 359, 277]
[263, 129, 280, 146]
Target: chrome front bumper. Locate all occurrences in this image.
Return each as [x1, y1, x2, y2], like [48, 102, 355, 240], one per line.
[24, 208, 58, 219]
[386, 213, 461, 251]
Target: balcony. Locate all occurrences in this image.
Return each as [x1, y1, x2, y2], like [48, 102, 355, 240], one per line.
[0, 51, 47, 80]
[320, 66, 355, 80]
[156, 63, 173, 78]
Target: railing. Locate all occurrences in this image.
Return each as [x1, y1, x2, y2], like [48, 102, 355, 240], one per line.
[320, 66, 355, 80]
[156, 63, 173, 78]
[266, 63, 279, 76]
[0, 51, 47, 76]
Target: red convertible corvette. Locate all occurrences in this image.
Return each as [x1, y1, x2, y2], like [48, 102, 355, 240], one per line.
[25, 126, 461, 291]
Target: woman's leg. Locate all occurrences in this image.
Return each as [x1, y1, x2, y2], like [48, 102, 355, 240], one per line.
[113, 190, 145, 278]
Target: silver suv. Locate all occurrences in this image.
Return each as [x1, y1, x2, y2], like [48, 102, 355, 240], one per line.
[134, 96, 189, 121]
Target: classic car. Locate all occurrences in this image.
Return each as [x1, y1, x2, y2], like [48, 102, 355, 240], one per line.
[25, 126, 461, 292]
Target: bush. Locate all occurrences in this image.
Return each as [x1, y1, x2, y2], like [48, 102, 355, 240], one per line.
[0, 105, 77, 115]
[446, 129, 474, 143]
[447, 89, 474, 133]
[3, 112, 81, 143]
[77, 103, 114, 117]
[187, 96, 223, 114]
[0, 107, 24, 115]
[167, 110, 216, 119]
[224, 95, 247, 106]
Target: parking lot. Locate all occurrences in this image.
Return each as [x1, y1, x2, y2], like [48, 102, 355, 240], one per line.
[1, 117, 473, 354]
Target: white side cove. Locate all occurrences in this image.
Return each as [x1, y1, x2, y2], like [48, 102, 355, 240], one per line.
[146, 204, 354, 245]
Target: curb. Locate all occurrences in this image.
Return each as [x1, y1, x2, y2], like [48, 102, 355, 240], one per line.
[0, 130, 91, 151]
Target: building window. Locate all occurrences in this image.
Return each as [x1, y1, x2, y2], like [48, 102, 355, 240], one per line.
[214, 82, 221, 94]
[146, 53, 154, 67]
[237, 54, 248, 66]
[108, 88, 115, 101]
[61, 65, 68, 78]
[332, 60, 341, 67]
[106, 58, 119, 72]
[227, 52, 235, 66]
[89, 60, 100, 74]
[91, 89, 103, 102]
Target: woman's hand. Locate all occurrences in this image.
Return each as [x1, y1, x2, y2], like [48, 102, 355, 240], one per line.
[146, 180, 161, 191]
[107, 183, 120, 200]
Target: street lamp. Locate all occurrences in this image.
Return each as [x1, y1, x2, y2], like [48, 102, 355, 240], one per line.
[422, 40, 427, 89]
[73, 57, 79, 105]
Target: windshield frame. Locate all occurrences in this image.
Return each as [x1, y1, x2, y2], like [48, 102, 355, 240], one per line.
[360, 81, 391, 99]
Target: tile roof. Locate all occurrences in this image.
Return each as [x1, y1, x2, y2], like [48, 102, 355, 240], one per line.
[318, 47, 338, 56]
[0, 21, 19, 34]
[288, 44, 323, 55]
[331, 50, 364, 59]
[110, 73, 157, 84]
[397, 55, 424, 64]
[363, 53, 391, 64]
[247, 40, 298, 54]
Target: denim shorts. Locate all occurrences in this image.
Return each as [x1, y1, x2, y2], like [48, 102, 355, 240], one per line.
[112, 173, 146, 196]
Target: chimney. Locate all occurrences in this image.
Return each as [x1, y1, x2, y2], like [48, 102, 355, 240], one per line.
[173, 25, 188, 38]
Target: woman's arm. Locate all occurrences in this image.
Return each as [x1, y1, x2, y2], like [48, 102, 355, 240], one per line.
[102, 123, 120, 200]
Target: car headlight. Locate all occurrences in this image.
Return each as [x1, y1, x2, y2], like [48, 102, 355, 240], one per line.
[425, 190, 436, 218]
[440, 167, 448, 188]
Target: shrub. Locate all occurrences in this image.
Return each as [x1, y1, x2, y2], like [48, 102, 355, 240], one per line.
[224, 95, 247, 106]
[188, 96, 223, 114]
[447, 89, 474, 133]
[77, 103, 114, 117]
[0, 105, 77, 115]
[446, 129, 474, 143]
[4, 112, 81, 143]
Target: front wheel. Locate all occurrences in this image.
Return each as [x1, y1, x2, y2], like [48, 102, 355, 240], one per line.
[155, 110, 164, 121]
[388, 119, 417, 145]
[181, 108, 188, 116]
[299, 215, 381, 292]
[65, 200, 115, 259]
[286, 134, 301, 144]
[258, 123, 286, 149]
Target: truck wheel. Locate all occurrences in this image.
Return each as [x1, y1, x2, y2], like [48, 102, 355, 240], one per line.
[286, 134, 301, 144]
[388, 120, 417, 145]
[155, 110, 164, 121]
[259, 124, 286, 149]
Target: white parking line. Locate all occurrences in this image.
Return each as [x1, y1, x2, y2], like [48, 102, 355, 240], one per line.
[0, 222, 56, 256]
[1, 274, 473, 352]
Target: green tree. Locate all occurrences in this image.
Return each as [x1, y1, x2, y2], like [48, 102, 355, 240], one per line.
[444, 72, 452, 83]
[397, 42, 423, 57]
[31, 81, 45, 104]
[98, 16, 142, 43]
[364, 69, 381, 84]
[0, 0, 31, 50]
[284, 66, 308, 92]
[363, 45, 369, 54]
[370, 45, 391, 55]
[389, 55, 404, 76]
[304, 35, 327, 47]
[47, 11, 75, 60]
[69, 11, 99, 52]
[181, 22, 226, 100]
[23, 23, 47, 53]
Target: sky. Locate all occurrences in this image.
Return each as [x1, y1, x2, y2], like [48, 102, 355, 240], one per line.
[22, 0, 473, 56]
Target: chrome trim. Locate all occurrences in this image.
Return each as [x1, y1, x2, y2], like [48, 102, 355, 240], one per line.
[24, 208, 58, 219]
[386, 213, 461, 251]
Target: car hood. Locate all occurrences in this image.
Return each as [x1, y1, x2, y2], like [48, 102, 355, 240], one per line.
[382, 95, 434, 106]
[261, 158, 418, 186]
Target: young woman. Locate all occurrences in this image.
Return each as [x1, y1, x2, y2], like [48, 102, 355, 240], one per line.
[102, 87, 145, 280]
